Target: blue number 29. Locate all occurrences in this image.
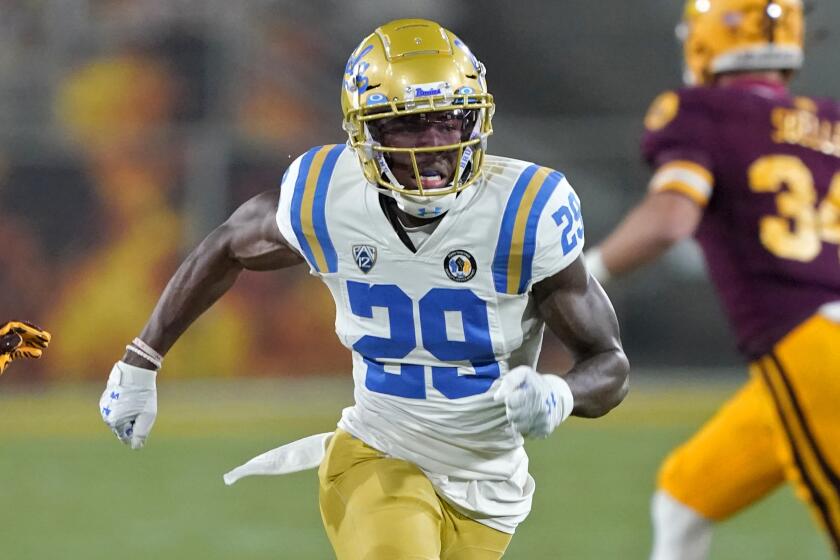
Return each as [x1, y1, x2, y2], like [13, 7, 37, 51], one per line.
[347, 281, 500, 400]
[552, 192, 585, 255]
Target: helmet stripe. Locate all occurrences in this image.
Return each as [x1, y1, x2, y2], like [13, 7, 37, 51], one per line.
[766, 0, 777, 43]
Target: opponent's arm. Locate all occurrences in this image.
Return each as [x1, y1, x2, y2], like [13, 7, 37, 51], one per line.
[100, 190, 303, 448]
[122, 190, 304, 368]
[587, 191, 702, 282]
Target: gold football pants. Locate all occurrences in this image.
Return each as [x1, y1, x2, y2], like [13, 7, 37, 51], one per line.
[318, 429, 512, 560]
[658, 313, 840, 553]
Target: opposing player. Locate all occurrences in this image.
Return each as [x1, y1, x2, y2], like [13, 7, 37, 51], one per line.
[585, 1, 840, 558]
[0, 321, 50, 375]
[99, 19, 629, 558]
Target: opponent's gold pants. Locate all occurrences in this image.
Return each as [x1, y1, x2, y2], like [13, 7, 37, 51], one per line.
[658, 313, 840, 553]
[318, 430, 512, 560]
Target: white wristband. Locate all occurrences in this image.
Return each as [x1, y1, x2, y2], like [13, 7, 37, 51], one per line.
[132, 338, 163, 363]
[125, 344, 162, 369]
[111, 361, 158, 388]
[584, 247, 611, 284]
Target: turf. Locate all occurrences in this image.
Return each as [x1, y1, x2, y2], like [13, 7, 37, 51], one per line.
[0, 377, 832, 559]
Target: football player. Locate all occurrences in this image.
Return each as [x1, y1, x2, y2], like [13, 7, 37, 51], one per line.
[98, 19, 629, 559]
[0, 321, 50, 376]
[584, 1, 840, 558]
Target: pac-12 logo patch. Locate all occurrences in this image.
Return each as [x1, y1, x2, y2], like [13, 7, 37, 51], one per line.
[444, 250, 477, 282]
[352, 245, 377, 273]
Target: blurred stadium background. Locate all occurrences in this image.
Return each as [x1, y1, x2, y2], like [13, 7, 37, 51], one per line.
[1, 0, 838, 558]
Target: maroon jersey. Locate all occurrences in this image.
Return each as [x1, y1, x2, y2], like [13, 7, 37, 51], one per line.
[642, 81, 840, 358]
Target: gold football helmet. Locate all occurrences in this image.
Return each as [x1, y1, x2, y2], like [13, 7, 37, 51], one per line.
[679, 0, 804, 85]
[340, 19, 494, 198]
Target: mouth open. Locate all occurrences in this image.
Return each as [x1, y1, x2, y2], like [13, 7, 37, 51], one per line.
[386, 153, 457, 193]
[419, 169, 448, 190]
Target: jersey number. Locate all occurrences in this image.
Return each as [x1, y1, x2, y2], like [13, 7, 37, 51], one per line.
[748, 155, 840, 262]
[551, 191, 585, 255]
[347, 281, 500, 399]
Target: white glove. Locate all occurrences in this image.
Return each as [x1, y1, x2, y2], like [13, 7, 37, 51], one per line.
[99, 361, 158, 449]
[493, 365, 574, 438]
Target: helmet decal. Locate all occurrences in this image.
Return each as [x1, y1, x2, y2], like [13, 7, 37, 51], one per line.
[344, 44, 374, 94]
[453, 38, 481, 73]
[366, 93, 388, 106]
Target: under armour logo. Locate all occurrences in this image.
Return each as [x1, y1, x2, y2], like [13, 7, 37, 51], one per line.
[102, 406, 111, 417]
[545, 393, 557, 413]
[110, 392, 120, 400]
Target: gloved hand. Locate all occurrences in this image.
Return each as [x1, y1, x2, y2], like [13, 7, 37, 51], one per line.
[99, 361, 158, 449]
[493, 365, 574, 438]
[0, 320, 51, 375]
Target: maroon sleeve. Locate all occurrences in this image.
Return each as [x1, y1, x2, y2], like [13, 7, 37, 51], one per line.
[641, 89, 717, 205]
[641, 89, 716, 171]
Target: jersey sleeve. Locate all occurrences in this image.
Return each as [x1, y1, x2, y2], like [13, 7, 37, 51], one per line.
[641, 90, 716, 206]
[530, 175, 585, 286]
[276, 153, 306, 258]
[275, 144, 346, 274]
[492, 167, 584, 295]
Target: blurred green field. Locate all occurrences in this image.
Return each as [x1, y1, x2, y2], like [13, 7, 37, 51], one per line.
[0, 376, 832, 559]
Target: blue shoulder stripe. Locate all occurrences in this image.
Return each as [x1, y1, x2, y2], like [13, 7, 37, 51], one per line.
[518, 170, 564, 293]
[493, 165, 565, 294]
[289, 145, 345, 273]
[312, 144, 345, 272]
[492, 164, 539, 293]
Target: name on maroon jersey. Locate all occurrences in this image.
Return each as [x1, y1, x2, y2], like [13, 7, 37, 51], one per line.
[772, 107, 840, 158]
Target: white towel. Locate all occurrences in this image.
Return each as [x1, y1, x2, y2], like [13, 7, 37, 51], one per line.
[223, 431, 334, 486]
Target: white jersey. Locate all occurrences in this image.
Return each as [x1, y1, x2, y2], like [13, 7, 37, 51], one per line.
[275, 144, 585, 533]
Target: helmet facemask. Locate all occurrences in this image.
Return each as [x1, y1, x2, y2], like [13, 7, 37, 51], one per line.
[347, 89, 493, 199]
[366, 105, 482, 193]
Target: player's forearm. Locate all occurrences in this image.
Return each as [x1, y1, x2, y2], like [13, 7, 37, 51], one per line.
[122, 229, 243, 367]
[595, 192, 701, 278]
[598, 210, 677, 277]
[535, 261, 630, 417]
[563, 347, 629, 418]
